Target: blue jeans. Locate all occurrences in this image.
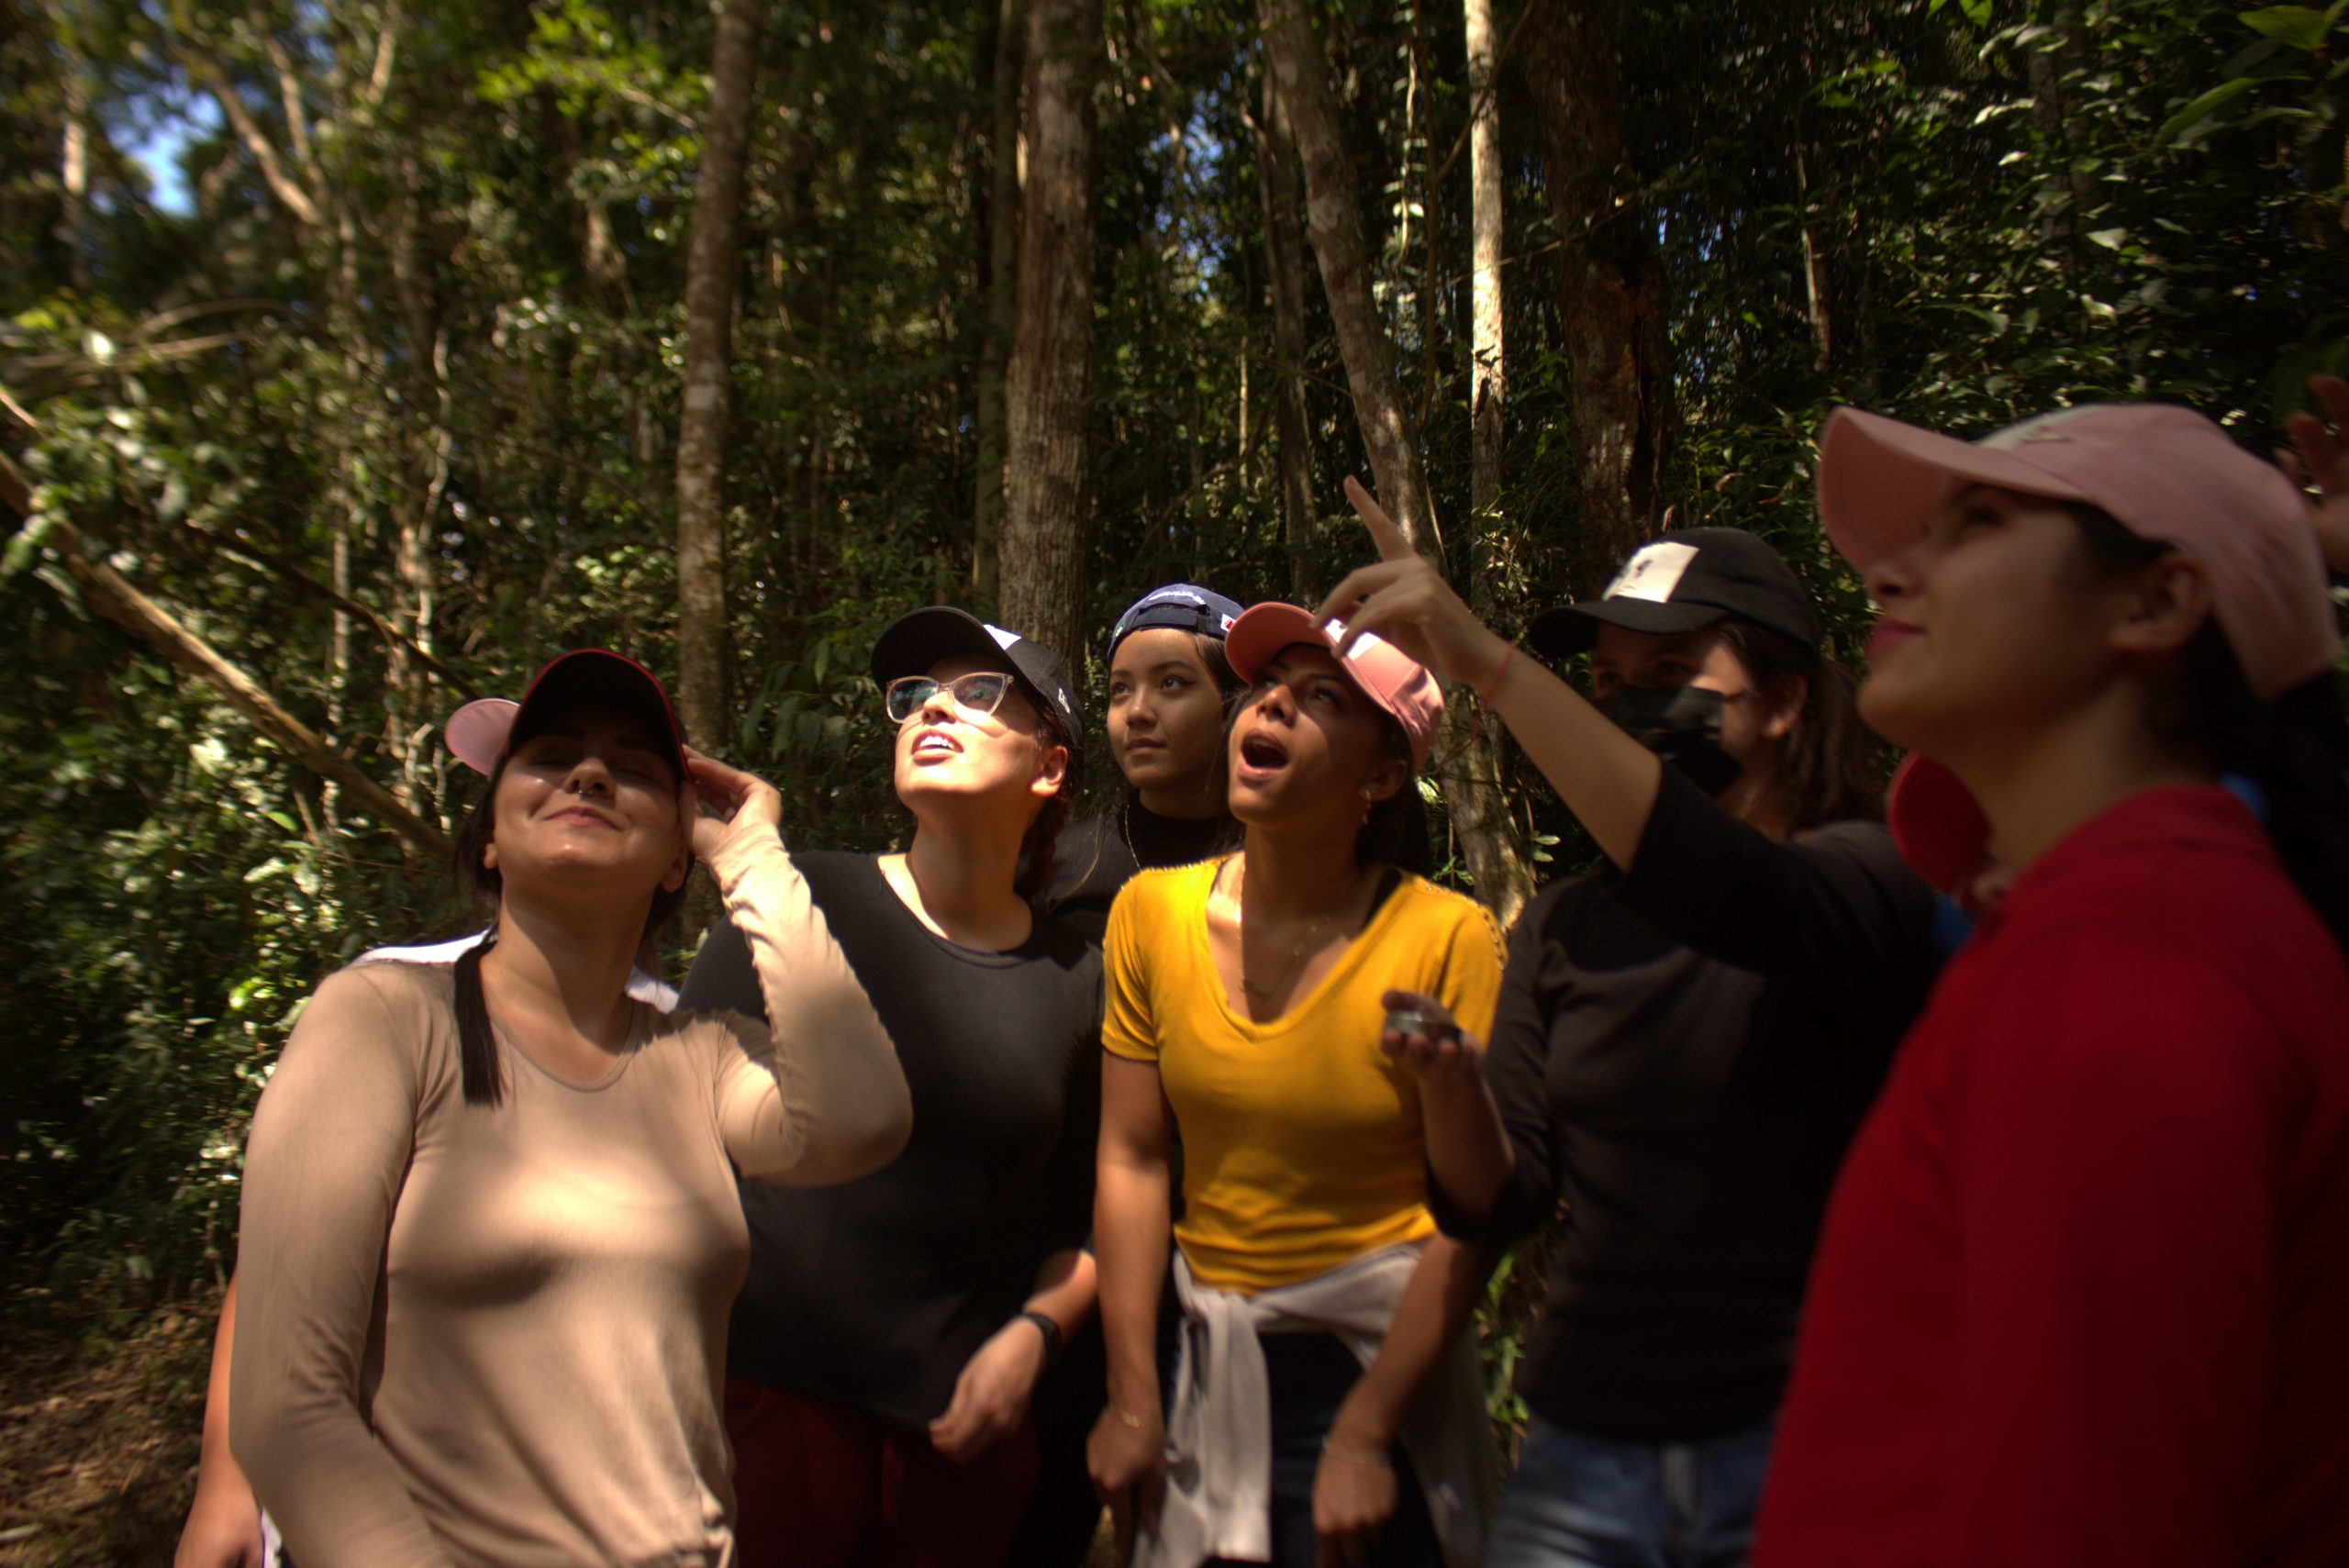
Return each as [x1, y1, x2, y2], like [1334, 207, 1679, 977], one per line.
[1206, 1331, 1439, 1568]
[1480, 1418, 1774, 1568]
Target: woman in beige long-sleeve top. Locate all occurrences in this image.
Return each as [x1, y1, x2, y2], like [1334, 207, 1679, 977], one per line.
[226, 650, 912, 1568]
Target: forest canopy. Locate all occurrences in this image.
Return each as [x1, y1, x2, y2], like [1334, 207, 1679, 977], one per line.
[6, 0, 2346, 1306]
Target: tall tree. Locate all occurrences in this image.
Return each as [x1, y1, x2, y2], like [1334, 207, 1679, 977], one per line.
[1464, 0, 1503, 552]
[675, 0, 763, 749]
[1258, 0, 1437, 551]
[1260, 0, 1531, 918]
[1520, 0, 1664, 595]
[999, 0, 1100, 662]
[972, 0, 1024, 609]
[1251, 58, 1318, 601]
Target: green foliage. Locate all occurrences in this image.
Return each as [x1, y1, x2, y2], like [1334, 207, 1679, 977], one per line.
[2, 0, 2341, 1344]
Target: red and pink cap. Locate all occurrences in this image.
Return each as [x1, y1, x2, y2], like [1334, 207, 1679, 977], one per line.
[443, 650, 688, 778]
[1224, 602, 1444, 768]
[1818, 403, 2338, 704]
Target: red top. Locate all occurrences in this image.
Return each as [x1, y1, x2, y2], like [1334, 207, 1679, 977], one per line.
[1756, 786, 2349, 1568]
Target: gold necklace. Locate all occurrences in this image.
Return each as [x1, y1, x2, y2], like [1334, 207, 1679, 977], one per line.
[1218, 856, 1361, 1003]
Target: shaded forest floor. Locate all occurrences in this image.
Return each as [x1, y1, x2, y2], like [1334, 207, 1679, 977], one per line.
[0, 1288, 216, 1567]
[0, 1284, 1122, 1567]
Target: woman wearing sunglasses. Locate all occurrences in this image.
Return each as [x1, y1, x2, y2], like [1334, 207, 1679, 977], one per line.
[1086, 604, 1504, 1568]
[680, 608, 1102, 1568]
[225, 651, 911, 1567]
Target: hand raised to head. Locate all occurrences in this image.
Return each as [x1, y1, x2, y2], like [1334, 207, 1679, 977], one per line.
[684, 749, 785, 862]
[2280, 373, 2349, 576]
[1312, 476, 1515, 691]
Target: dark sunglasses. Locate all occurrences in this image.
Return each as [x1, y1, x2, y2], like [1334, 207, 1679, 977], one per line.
[884, 671, 1015, 725]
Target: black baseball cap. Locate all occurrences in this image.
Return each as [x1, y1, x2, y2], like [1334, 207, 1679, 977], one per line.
[444, 650, 689, 779]
[1108, 583, 1243, 657]
[870, 606, 1085, 766]
[1528, 528, 1821, 657]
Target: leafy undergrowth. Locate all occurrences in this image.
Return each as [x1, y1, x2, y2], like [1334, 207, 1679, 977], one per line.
[0, 1289, 217, 1568]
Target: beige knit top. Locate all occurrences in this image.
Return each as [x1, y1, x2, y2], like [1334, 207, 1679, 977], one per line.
[228, 828, 910, 1567]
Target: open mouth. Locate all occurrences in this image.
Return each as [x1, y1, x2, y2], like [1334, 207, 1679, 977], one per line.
[911, 728, 963, 758]
[1236, 732, 1289, 773]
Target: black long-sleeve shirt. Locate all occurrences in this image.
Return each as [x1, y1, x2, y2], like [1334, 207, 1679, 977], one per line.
[1431, 767, 1937, 1440]
[681, 851, 1103, 1429]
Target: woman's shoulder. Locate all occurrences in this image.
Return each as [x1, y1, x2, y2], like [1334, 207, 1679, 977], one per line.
[271, 961, 457, 1090]
[1109, 856, 1220, 917]
[325, 956, 456, 1018]
[1387, 871, 1505, 936]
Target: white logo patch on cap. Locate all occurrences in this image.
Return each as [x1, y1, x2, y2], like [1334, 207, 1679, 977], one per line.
[1982, 406, 2098, 450]
[1321, 617, 1390, 663]
[1604, 540, 1699, 604]
[984, 624, 1020, 651]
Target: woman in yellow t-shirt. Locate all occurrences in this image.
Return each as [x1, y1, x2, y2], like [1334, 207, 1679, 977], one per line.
[1087, 603, 1505, 1568]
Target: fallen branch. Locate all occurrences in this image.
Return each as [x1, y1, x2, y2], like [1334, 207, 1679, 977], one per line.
[43, 517, 450, 857]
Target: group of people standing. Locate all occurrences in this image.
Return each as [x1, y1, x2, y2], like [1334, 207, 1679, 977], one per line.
[176, 386, 2349, 1568]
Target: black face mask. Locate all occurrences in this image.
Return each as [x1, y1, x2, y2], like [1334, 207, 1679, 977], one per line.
[1595, 684, 1744, 798]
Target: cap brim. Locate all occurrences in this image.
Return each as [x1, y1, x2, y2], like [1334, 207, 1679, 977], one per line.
[872, 606, 1077, 754]
[447, 698, 520, 776]
[512, 651, 689, 778]
[1527, 598, 1724, 659]
[870, 606, 1010, 686]
[1224, 603, 1330, 684]
[1818, 407, 2095, 571]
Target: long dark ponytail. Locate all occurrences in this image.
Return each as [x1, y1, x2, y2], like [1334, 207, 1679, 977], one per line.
[1717, 618, 1884, 830]
[2072, 503, 2349, 952]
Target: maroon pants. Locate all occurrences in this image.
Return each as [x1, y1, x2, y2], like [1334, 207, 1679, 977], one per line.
[726, 1377, 1041, 1568]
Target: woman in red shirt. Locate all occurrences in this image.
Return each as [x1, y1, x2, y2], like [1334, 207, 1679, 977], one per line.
[1756, 404, 2349, 1568]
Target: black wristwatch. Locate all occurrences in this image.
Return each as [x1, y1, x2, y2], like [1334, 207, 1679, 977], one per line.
[1017, 1309, 1064, 1373]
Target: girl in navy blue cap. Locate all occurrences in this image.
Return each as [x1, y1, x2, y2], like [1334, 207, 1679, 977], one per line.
[1320, 483, 1938, 1568]
[1009, 584, 1249, 1568]
[1042, 583, 1249, 943]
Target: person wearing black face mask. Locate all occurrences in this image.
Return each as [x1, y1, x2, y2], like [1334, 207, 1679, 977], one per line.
[1319, 486, 1938, 1568]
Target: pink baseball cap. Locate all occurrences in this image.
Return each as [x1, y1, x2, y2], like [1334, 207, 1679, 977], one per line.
[443, 650, 689, 778]
[1817, 403, 2339, 703]
[1224, 602, 1444, 768]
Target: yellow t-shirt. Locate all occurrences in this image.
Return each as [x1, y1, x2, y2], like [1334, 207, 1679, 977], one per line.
[1102, 857, 1506, 1295]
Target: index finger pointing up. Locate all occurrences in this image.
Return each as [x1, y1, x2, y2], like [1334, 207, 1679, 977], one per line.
[1343, 475, 1417, 563]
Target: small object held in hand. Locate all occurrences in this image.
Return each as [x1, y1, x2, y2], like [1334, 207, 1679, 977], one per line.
[1384, 1009, 1457, 1045]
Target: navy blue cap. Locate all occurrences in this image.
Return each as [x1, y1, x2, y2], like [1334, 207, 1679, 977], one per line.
[1108, 583, 1243, 658]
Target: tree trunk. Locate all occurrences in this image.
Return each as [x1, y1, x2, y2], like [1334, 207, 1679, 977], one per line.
[1465, 0, 1503, 553]
[46, 519, 448, 856]
[675, 0, 763, 750]
[1261, 0, 1529, 918]
[58, 61, 94, 294]
[1520, 0, 1662, 598]
[998, 0, 1100, 663]
[1252, 60, 1318, 601]
[387, 156, 447, 811]
[2026, 0, 2095, 253]
[972, 0, 1025, 610]
[1258, 0, 1438, 557]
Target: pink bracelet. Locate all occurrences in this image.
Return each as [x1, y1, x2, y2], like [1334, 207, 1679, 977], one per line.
[1477, 642, 1516, 705]
[1467, 642, 1516, 745]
